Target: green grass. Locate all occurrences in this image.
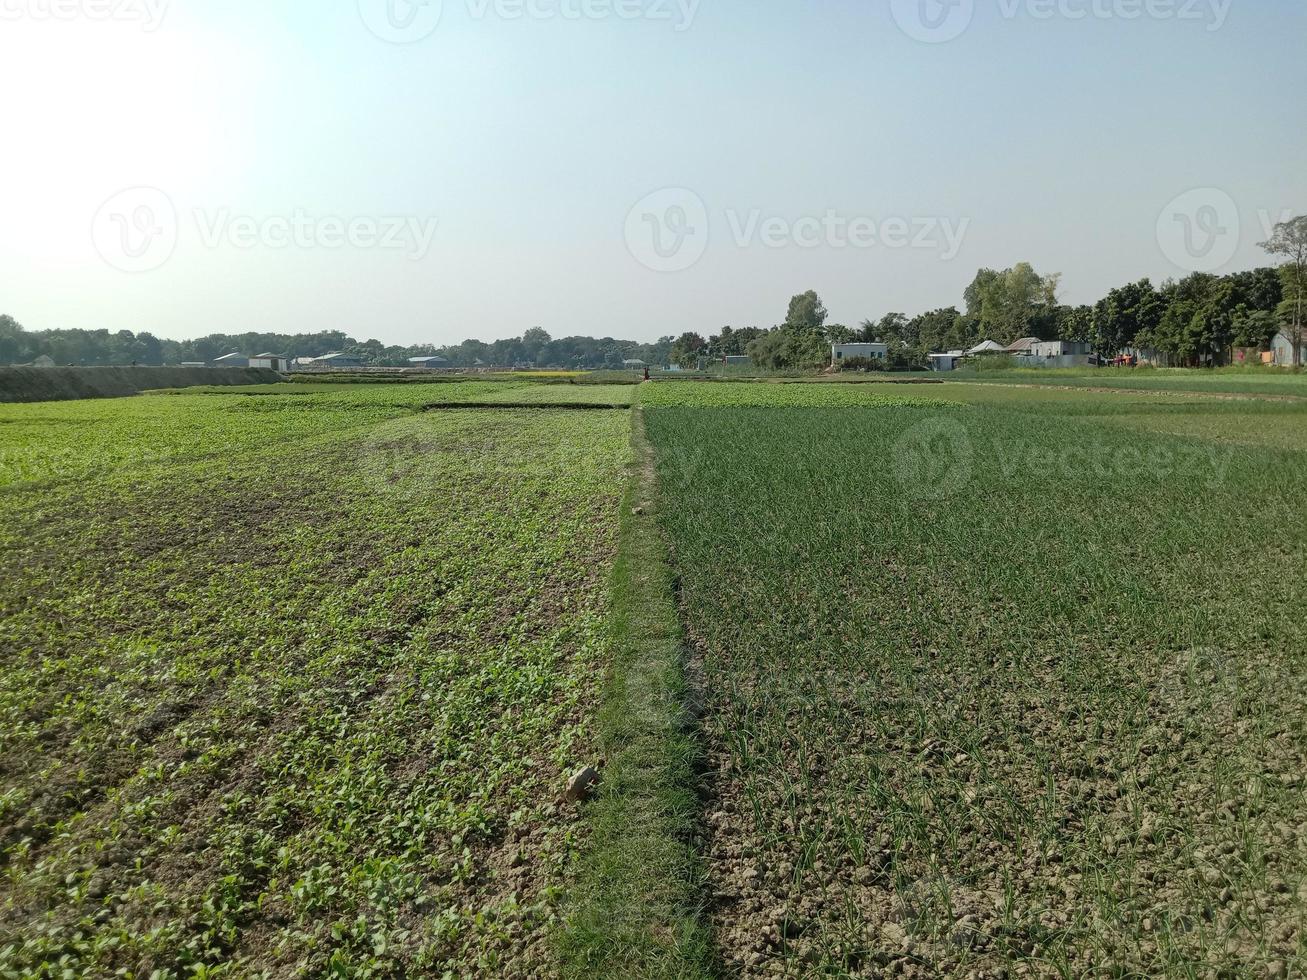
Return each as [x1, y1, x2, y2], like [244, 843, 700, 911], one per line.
[0, 393, 632, 977]
[643, 388, 1307, 976]
[559, 408, 714, 979]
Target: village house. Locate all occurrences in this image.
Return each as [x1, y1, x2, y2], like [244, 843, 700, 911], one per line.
[831, 343, 888, 364]
[1270, 329, 1306, 367]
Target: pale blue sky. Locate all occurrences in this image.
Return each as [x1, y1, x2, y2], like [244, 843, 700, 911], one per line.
[1, 0, 1303, 344]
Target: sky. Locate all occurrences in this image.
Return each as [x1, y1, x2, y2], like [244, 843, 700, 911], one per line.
[1, 0, 1304, 345]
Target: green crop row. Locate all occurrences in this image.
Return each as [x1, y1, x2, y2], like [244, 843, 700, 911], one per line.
[643, 393, 1307, 977]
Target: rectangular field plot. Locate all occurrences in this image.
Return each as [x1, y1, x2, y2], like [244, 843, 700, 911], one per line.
[644, 397, 1307, 977]
[0, 403, 630, 977]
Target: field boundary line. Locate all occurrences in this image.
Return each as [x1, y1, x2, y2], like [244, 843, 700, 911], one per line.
[559, 404, 715, 979]
[421, 402, 631, 411]
[948, 379, 1307, 402]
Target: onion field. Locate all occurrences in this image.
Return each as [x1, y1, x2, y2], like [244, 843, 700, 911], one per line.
[2, 377, 1304, 978]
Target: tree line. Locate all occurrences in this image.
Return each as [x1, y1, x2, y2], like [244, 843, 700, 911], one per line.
[5, 216, 1302, 370]
[0, 318, 677, 370]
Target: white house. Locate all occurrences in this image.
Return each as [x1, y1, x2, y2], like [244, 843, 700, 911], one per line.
[1270, 329, 1306, 367]
[211, 352, 250, 368]
[831, 343, 888, 364]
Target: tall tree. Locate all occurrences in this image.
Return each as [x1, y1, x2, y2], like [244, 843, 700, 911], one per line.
[963, 263, 1060, 343]
[1260, 216, 1307, 365]
[784, 291, 828, 333]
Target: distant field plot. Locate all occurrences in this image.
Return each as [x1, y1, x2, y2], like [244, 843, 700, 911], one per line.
[465, 384, 636, 407]
[644, 394, 1307, 977]
[0, 398, 630, 976]
[959, 368, 1307, 399]
[642, 380, 945, 409]
[0, 384, 534, 488]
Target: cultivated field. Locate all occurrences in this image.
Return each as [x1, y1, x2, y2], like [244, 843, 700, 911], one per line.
[2, 376, 1304, 978]
[0, 385, 630, 976]
[644, 380, 1307, 977]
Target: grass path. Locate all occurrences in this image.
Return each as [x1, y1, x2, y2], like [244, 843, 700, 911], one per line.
[561, 406, 714, 978]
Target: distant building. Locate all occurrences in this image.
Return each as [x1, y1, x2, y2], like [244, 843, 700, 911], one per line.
[967, 340, 1006, 356]
[1030, 340, 1091, 359]
[1029, 340, 1094, 367]
[831, 343, 888, 363]
[622, 358, 647, 368]
[928, 351, 964, 372]
[1005, 337, 1040, 356]
[722, 355, 752, 367]
[211, 352, 250, 368]
[32, 355, 56, 368]
[249, 353, 291, 371]
[408, 356, 449, 369]
[305, 352, 365, 368]
[1270, 329, 1306, 367]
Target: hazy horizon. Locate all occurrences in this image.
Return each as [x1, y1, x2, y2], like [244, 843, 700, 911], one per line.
[2, 0, 1303, 347]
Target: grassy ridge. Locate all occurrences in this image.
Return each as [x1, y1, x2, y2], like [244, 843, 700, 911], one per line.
[561, 407, 714, 979]
[643, 392, 1307, 976]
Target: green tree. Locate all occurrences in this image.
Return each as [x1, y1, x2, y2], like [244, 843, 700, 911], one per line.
[670, 331, 706, 368]
[0, 315, 25, 364]
[1260, 216, 1307, 365]
[963, 263, 1060, 343]
[1091, 279, 1164, 354]
[784, 291, 828, 332]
